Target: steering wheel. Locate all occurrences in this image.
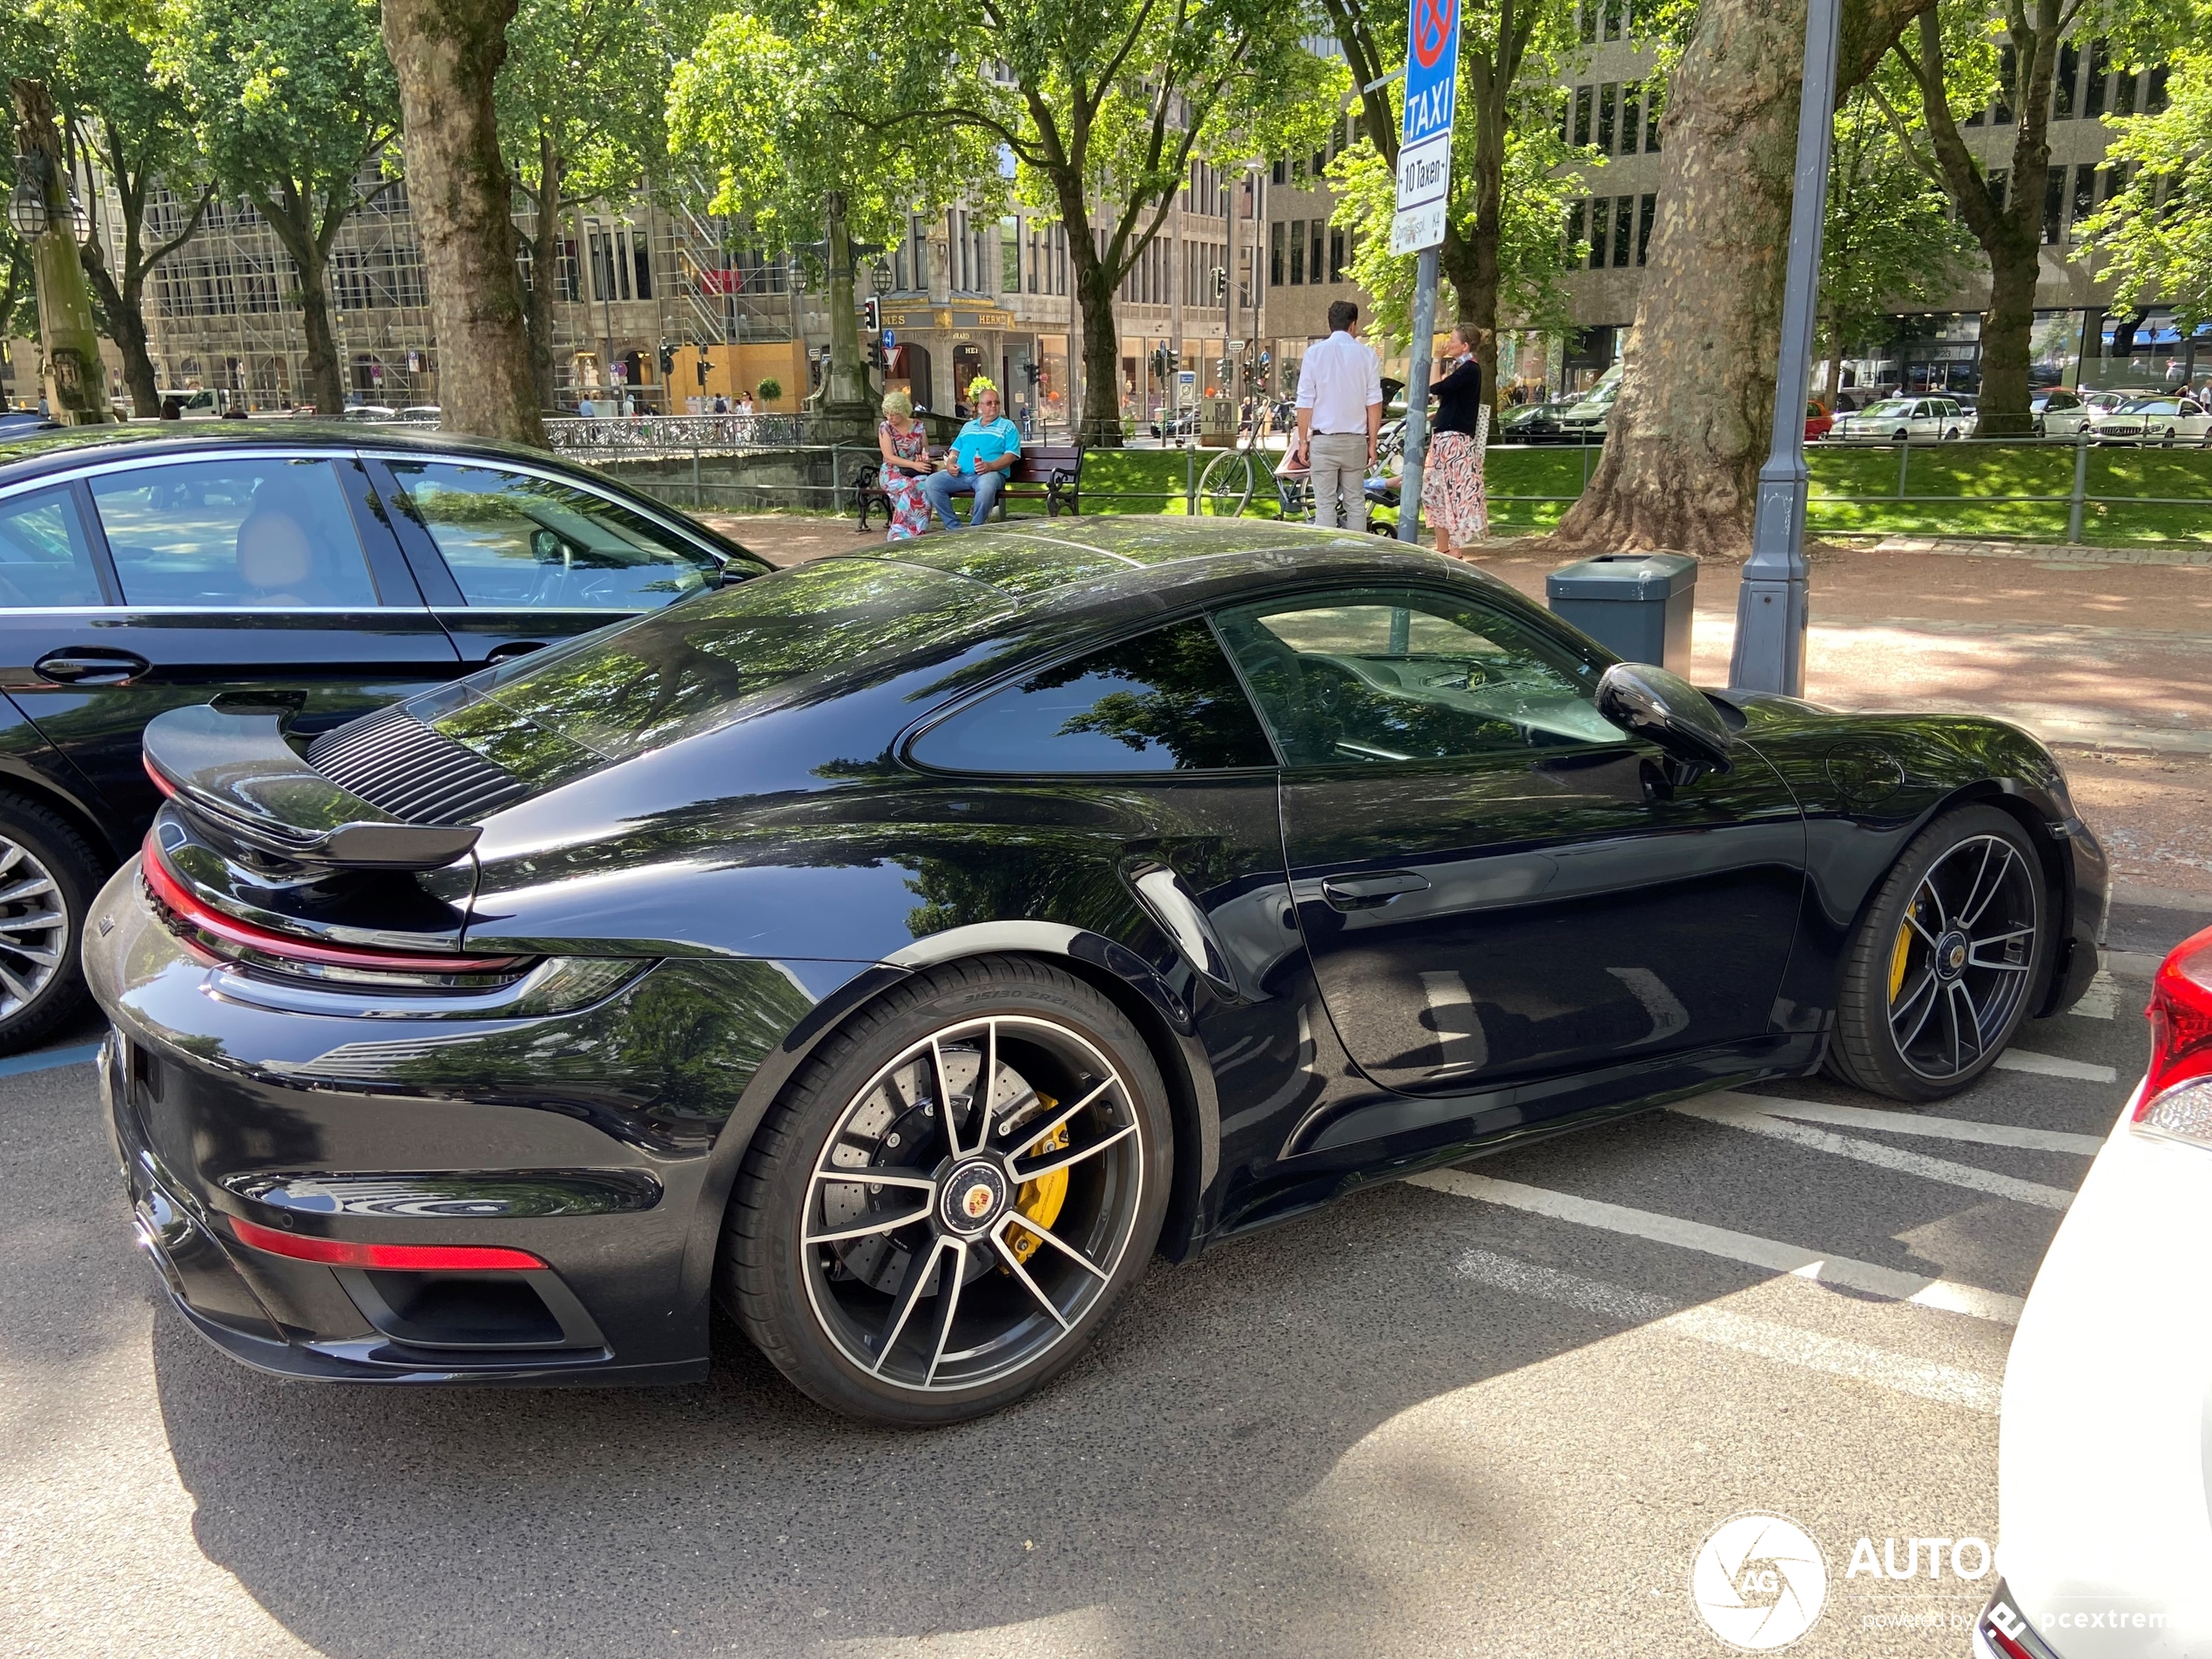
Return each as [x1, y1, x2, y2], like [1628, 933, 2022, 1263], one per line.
[529, 526, 575, 605]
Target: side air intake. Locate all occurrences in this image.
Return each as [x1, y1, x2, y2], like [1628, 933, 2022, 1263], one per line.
[308, 706, 526, 827]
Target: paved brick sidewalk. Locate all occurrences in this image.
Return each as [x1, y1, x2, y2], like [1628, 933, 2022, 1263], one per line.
[701, 511, 2212, 902]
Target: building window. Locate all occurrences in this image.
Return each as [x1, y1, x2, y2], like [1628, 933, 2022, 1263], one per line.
[558, 237, 580, 303]
[2084, 39, 2111, 118]
[2113, 67, 2139, 116]
[2071, 163, 2097, 234]
[2042, 166, 2065, 244]
[1637, 192, 1656, 264]
[1578, 1, 1596, 43]
[1612, 198, 1633, 266]
[2148, 64, 2169, 112]
[1995, 47, 2015, 124]
[1271, 220, 1285, 287]
[1574, 84, 1593, 147]
[1563, 201, 1585, 269]
[2054, 41, 2078, 119]
[1603, 0, 1626, 40]
[1310, 222, 1324, 287]
[631, 233, 652, 300]
[1588, 198, 1608, 268]
[1329, 226, 1345, 283]
[1622, 83, 1642, 153]
[1002, 216, 1021, 293]
[1646, 87, 1662, 151]
[1290, 219, 1305, 285]
[1598, 83, 1616, 152]
[1271, 158, 1286, 185]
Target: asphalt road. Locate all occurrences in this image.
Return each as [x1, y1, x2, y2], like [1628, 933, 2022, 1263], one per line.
[2, 898, 2197, 1659]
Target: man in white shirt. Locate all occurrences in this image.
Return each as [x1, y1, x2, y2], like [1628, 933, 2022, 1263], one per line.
[1291, 300, 1385, 531]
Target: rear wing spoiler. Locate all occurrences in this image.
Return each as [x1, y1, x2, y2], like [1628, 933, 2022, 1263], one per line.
[142, 704, 481, 870]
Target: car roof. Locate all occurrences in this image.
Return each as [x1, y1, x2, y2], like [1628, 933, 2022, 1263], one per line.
[834, 517, 1521, 624]
[0, 418, 561, 488]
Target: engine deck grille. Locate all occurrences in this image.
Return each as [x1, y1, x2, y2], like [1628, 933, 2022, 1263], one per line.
[307, 706, 526, 827]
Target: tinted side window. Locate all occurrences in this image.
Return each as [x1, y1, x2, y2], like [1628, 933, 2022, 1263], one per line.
[387, 462, 721, 610]
[89, 458, 378, 607]
[1215, 589, 1615, 765]
[910, 619, 1273, 774]
[0, 486, 104, 607]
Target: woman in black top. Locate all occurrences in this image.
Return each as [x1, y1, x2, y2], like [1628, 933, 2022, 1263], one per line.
[1420, 326, 1490, 556]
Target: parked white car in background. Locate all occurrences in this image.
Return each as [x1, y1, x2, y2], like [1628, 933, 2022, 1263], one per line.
[1979, 926, 2212, 1659]
[1830, 395, 1969, 442]
[2087, 395, 2212, 446]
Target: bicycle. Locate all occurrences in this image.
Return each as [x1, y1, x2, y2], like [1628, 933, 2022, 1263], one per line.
[1191, 409, 1291, 517]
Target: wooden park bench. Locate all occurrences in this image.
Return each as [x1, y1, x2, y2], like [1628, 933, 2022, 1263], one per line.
[852, 441, 1084, 532]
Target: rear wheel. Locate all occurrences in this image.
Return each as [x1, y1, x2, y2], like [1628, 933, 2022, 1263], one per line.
[1195, 448, 1256, 516]
[722, 956, 1171, 1425]
[0, 794, 100, 1055]
[1826, 806, 2048, 1102]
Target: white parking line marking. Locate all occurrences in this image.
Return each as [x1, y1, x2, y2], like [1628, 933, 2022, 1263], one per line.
[2067, 968, 2118, 1020]
[1672, 1098, 2077, 1209]
[1721, 1092, 2106, 1156]
[1453, 1249, 2000, 1414]
[1993, 1049, 2118, 1083]
[1406, 1169, 2025, 1325]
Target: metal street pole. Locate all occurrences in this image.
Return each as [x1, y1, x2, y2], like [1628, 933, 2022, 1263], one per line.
[1397, 246, 1440, 543]
[1728, 0, 1841, 693]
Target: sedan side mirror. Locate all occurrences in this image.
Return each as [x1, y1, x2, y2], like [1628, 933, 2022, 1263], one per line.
[1595, 662, 1734, 775]
[530, 527, 565, 563]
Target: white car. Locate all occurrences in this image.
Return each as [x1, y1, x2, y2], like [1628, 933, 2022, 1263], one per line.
[341, 404, 399, 423]
[1979, 926, 2212, 1659]
[1830, 395, 1969, 443]
[2087, 395, 2212, 447]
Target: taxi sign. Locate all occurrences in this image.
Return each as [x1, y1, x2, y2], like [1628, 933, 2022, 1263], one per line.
[1391, 0, 1460, 253]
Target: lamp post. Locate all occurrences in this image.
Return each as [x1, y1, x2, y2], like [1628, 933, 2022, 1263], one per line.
[10, 78, 112, 424]
[1727, 0, 1841, 694]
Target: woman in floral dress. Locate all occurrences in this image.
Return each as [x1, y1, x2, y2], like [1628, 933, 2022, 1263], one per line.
[876, 389, 934, 541]
[1420, 326, 1490, 556]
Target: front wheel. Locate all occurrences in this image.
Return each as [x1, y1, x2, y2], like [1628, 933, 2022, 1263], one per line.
[1825, 805, 2049, 1102]
[1194, 448, 1256, 516]
[721, 956, 1171, 1425]
[2164, 427, 2178, 448]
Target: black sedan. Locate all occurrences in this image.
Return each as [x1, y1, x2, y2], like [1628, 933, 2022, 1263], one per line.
[86, 520, 2106, 1425]
[1497, 399, 1576, 442]
[0, 422, 767, 1051]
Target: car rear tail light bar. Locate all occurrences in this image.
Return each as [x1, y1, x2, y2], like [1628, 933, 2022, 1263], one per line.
[2135, 924, 2212, 1149]
[228, 1215, 546, 1272]
[142, 833, 528, 988]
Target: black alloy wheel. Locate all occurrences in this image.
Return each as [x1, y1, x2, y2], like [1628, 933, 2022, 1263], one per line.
[722, 956, 1170, 1425]
[1827, 806, 2048, 1102]
[0, 794, 99, 1054]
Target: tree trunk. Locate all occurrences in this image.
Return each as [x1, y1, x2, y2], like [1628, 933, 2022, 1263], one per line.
[1978, 235, 2040, 436]
[814, 191, 876, 435]
[1548, 0, 1933, 556]
[1069, 219, 1123, 447]
[78, 242, 161, 416]
[295, 234, 346, 417]
[382, 0, 543, 443]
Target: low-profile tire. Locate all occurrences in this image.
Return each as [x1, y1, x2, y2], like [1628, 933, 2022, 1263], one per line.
[720, 955, 1172, 1426]
[0, 793, 100, 1055]
[1825, 805, 2051, 1103]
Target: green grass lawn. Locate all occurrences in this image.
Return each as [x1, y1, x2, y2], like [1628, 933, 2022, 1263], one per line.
[1001, 438, 2212, 546]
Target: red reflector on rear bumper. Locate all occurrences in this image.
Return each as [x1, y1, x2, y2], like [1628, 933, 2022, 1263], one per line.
[229, 1215, 546, 1271]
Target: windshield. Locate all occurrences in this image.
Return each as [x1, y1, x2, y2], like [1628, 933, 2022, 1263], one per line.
[2119, 397, 2179, 414]
[1861, 398, 1918, 418]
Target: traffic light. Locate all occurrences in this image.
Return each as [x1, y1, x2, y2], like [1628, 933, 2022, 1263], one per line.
[1213, 266, 1227, 300]
[696, 359, 708, 387]
[862, 296, 880, 333]
[658, 342, 676, 374]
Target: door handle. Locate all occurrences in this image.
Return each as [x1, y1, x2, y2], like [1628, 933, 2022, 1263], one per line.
[1320, 871, 1430, 910]
[34, 647, 152, 685]
[485, 640, 548, 664]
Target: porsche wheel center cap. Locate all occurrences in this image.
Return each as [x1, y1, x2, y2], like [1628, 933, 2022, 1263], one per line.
[1935, 930, 1970, 981]
[938, 1161, 1009, 1237]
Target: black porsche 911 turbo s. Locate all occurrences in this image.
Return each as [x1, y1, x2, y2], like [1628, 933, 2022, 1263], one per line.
[86, 519, 2107, 1425]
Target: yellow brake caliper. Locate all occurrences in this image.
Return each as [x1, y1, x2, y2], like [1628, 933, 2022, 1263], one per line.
[1890, 914, 1914, 1002]
[1007, 1093, 1069, 1267]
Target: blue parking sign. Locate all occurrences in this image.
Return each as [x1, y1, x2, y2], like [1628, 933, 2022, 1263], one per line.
[1391, 0, 1460, 253]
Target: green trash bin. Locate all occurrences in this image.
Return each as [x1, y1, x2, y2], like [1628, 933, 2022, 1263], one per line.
[1545, 552, 1697, 671]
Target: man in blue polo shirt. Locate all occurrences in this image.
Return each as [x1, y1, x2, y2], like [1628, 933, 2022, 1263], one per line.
[925, 383, 1022, 530]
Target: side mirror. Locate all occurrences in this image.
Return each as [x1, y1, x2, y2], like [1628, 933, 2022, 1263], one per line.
[529, 527, 564, 563]
[1595, 662, 1734, 775]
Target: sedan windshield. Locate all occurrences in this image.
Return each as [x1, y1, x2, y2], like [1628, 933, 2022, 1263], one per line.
[1860, 398, 1918, 418]
[2118, 397, 2180, 414]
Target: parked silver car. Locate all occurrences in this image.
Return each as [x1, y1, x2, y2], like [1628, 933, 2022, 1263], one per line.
[1830, 395, 1970, 443]
[2089, 394, 2212, 447]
